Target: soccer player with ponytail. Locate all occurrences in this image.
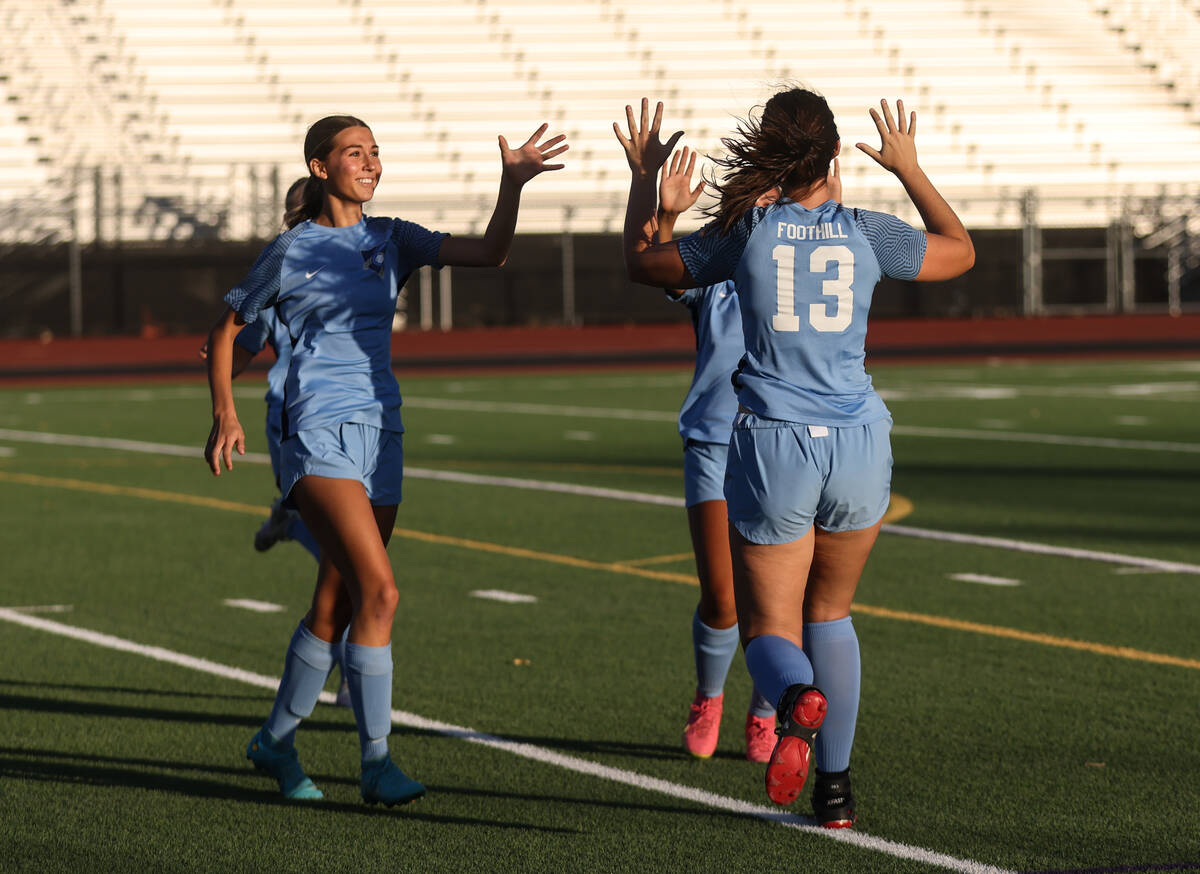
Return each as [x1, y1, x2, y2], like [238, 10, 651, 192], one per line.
[616, 90, 973, 826]
[204, 114, 566, 806]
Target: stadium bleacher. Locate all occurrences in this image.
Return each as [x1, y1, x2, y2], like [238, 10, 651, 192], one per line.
[0, 0, 1197, 242]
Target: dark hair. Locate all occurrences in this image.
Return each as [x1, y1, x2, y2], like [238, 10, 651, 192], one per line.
[283, 115, 370, 228]
[705, 87, 838, 234]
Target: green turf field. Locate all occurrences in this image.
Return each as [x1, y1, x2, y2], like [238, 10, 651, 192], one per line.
[0, 358, 1197, 874]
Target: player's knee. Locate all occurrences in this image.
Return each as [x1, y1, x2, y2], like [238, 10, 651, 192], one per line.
[360, 577, 399, 622]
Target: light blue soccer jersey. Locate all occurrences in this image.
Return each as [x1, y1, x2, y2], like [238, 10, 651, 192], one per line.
[678, 201, 926, 426]
[225, 217, 444, 436]
[674, 280, 742, 444]
[233, 306, 291, 417]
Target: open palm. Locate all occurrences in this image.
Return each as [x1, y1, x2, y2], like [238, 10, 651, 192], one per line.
[500, 124, 568, 186]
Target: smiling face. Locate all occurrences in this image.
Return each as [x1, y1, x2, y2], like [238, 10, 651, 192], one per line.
[310, 125, 381, 207]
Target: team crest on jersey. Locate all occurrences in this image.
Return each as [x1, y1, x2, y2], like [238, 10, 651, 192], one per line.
[361, 246, 387, 276]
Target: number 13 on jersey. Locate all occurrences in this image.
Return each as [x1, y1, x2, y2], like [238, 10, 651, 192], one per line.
[771, 244, 855, 333]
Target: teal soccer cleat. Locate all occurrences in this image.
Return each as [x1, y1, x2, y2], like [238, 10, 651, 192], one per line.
[246, 729, 324, 800]
[361, 755, 426, 807]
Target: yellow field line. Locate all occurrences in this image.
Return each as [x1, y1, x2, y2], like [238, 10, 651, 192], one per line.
[4, 470, 1196, 672]
[851, 604, 1200, 671]
[620, 552, 695, 567]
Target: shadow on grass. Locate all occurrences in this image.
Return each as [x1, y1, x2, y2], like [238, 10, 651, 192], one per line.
[0, 677, 270, 701]
[0, 748, 575, 832]
[0, 692, 355, 734]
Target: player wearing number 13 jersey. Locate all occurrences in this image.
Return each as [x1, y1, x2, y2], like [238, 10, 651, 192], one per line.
[616, 88, 973, 824]
[679, 199, 923, 427]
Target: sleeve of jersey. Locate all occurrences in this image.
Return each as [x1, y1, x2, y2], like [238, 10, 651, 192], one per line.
[676, 210, 758, 287]
[853, 209, 927, 280]
[233, 317, 270, 355]
[224, 229, 299, 325]
[390, 219, 448, 269]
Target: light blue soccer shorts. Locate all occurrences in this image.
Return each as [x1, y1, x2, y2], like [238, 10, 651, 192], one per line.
[279, 422, 404, 506]
[683, 439, 729, 507]
[724, 412, 893, 545]
[265, 404, 284, 486]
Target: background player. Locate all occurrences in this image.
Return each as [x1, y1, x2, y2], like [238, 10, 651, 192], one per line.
[616, 92, 973, 825]
[655, 146, 780, 763]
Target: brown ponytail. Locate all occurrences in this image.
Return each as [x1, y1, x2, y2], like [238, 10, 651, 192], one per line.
[705, 87, 838, 234]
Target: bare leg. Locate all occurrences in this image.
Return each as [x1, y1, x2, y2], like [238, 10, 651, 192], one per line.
[290, 476, 398, 646]
[688, 500, 737, 628]
[729, 524, 815, 648]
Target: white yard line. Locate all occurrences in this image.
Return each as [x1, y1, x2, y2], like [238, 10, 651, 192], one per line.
[890, 425, 1200, 454]
[949, 574, 1022, 587]
[0, 607, 1012, 874]
[469, 590, 538, 604]
[223, 599, 286, 613]
[2, 428, 1197, 574]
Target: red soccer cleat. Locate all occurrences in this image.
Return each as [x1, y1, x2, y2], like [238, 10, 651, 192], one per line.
[764, 684, 827, 806]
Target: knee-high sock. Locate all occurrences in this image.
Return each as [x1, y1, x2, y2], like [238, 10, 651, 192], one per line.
[692, 611, 739, 698]
[264, 622, 335, 747]
[743, 634, 814, 713]
[748, 687, 775, 718]
[344, 641, 393, 763]
[802, 616, 861, 772]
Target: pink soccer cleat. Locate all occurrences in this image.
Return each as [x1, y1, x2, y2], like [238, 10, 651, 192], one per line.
[744, 712, 776, 763]
[682, 691, 723, 758]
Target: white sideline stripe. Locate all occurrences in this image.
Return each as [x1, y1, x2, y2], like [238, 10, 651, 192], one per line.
[222, 599, 285, 613]
[2, 429, 1197, 573]
[0, 429, 684, 508]
[0, 607, 1011, 874]
[884, 525, 1200, 575]
[891, 425, 1200, 454]
[470, 589, 538, 604]
[949, 573, 1022, 587]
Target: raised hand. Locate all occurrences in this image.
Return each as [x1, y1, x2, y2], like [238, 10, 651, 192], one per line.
[827, 157, 842, 204]
[658, 147, 705, 216]
[499, 124, 568, 186]
[855, 99, 919, 177]
[614, 98, 684, 177]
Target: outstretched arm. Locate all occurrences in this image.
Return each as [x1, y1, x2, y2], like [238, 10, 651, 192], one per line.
[438, 124, 568, 268]
[656, 147, 706, 297]
[614, 99, 695, 288]
[856, 100, 973, 281]
[203, 307, 247, 476]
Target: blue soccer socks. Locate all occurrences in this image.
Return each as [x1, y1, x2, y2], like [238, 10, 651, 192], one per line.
[343, 641, 394, 763]
[692, 611, 739, 698]
[802, 616, 861, 773]
[744, 634, 815, 713]
[263, 621, 336, 746]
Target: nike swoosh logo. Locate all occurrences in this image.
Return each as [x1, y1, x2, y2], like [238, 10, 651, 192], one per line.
[305, 267, 324, 280]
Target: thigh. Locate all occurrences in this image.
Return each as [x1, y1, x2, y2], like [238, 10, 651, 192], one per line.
[729, 524, 815, 647]
[291, 475, 394, 597]
[804, 522, 882, 623]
